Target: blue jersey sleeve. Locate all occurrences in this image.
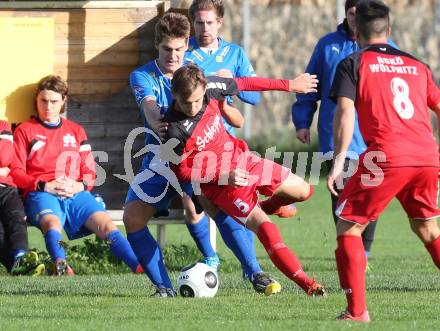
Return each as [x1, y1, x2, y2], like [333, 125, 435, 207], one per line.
[129, 69, 156, 107]
[235, 47, 261, 105]
[387, 38, 398, 49]
[291, 43, 322, 130]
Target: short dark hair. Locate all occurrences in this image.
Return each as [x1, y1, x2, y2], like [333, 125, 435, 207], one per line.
[345, 0, 361, 13]
[355, 0, 390, 40]
[189, 0, 224, 21]
[172, 64, 207, 100]
[155, 12, 190, 47]
[36, 75, 68, 113]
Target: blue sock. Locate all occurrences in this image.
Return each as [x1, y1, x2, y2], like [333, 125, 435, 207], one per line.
[365, 250, 370, 259]
[127, 227, 172, 288]
[11, 249, 26, 261]
[44, 230, 66, 262]
[107, 230, 140, 272]
[186, 214, 216, 258]
[214, 212, 261, 277]
[246, 228, 255, 255]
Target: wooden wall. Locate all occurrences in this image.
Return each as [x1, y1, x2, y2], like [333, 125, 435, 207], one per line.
[0, 1, 168, 207]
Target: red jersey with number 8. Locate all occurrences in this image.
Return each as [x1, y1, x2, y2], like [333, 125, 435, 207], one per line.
[330, 44, 440, 167]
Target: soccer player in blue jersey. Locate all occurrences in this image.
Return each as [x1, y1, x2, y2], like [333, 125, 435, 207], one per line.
[125, 12, 281, 296]
[292, 0, 378, 261]
[185, 0, 260, 135]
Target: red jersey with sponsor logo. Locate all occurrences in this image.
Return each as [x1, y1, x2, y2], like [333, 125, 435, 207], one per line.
[0, 120, 15, 187]
[166, 76, 290, 183]
[330, 44, 440, 167]
[11, 117, 95, 196]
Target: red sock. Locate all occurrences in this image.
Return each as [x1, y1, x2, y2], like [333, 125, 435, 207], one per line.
[260, 186, 314, 214]
[257, 221, 313, 293]
[335, 235, 367, 317]
[425, 235, 440, 269]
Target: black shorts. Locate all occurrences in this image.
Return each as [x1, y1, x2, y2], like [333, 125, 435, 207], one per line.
[0, 184, 26, 224]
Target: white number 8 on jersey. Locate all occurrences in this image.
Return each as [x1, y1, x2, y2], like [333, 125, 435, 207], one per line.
[391, 77, 414, 119]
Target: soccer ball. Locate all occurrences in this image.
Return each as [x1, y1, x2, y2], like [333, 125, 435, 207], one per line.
[177, 262, 219, 298]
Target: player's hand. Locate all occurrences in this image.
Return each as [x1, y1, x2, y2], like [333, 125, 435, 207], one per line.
[326, 171, 338, 197]
[149, 114, 168, 142]
[57, 176, 84, 197]
[326, 162, 344, 196]
[0, 167, 10, 177]
[46, 176, 84, 198]
[227, 169, 250, 187]
[44, 179, 64, 196]
[289, 73, 318, 94]
[296, 128, 310, 144]
[216, 69, 233, 78]
[219, 100, 244, 128]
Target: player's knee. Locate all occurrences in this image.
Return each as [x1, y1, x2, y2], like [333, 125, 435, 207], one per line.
[122, 202, 153, 231]
[296, 183, 314, 202]
[40, 215, 62, 233]
[409, 219, 440, 244]
[183, 206, 199, 224]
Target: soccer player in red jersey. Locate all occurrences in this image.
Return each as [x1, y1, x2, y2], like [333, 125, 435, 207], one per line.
[327, 0, 440, 322]
[165, 64, 327, 297]
[11, 75, 142, 275]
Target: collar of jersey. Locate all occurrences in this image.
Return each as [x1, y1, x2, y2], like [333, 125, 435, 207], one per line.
[192, 37, 224, 53]
[37, 117, 63, 129]
[168, 99, 208, 121]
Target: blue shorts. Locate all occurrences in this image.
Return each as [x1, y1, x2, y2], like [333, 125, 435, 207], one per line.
[25, 191, 106, 240]
[125, 173, 193, 216]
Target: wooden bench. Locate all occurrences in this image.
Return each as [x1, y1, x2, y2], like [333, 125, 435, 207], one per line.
[107, 209, 216, 249]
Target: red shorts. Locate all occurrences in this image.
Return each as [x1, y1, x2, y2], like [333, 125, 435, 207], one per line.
[336, 166, 440, 224]
[202, 155, 291, 224]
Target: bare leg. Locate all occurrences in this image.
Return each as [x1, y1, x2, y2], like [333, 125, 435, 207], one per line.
[409, 218, 440, 269]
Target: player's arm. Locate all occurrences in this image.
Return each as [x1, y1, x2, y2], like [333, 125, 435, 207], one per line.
[432, 102, 440, 145]
[234, 48, 261, 105]
[327, 97, 355, 196]
[292, 44, 323, 144]
[0, 121, 13, 177]
[426, 70, 440, 144]
[10, 127, 39, 192]
[0, 121, 13, 168]
[139, 98, 168, 141]
[326, 56, 358, 196]
[130, 71, 167, 141]
[437, 109, 440, 146]
[234, 75, 318, 94]
[219, 99, 244, 128]
[78, 129, 95, 192]
[206, 75, 317, 102]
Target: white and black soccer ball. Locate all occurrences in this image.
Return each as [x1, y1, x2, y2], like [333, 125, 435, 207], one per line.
[177, 262, 219, 298]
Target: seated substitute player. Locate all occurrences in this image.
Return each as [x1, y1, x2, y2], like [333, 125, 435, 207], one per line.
[0, 119, 45, 276]
[126, 12, 281, 297]
[11, 75, 142, 275]
[165, 64, 326, 297]
[327, 0, 440, 322]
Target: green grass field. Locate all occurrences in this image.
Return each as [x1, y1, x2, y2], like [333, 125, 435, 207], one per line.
[0, 182, 439, 330]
